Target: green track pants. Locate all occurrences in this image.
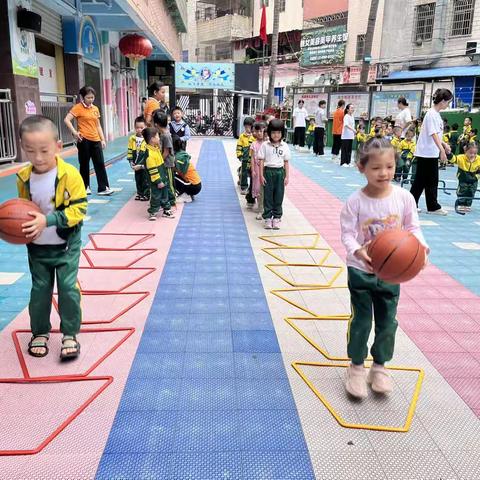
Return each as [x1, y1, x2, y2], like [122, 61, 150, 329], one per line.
[148, 183, 171, 215]
[347, 267, 400, 365]
[263, 167, 285, 219]
[27, 231, 82, 337]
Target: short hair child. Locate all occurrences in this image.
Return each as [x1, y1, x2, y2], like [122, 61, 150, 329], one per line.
[173, 136, 202, 202]
[18, 115, 86, 359]
[449, 141, 480, 212]
[341, 136, 428, 399]
[169, 106, 191, 150]
[137, 127, 174, 220]
[237, 116, 255, 195]
[153, 110, 176, 205]
[257, 119, 291, 230]
[127, 116, 149, 201]
[250, 122, 266, 219]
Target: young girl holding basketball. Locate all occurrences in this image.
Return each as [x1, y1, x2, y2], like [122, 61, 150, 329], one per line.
[340, 137, 429, 399]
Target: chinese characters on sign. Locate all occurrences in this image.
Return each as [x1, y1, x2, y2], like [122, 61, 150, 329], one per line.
[329, 93, 370, 120]
[293, 93, 328, 116]
[300, 26, 348, 67]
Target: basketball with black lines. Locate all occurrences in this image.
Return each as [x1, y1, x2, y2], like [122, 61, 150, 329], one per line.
[0, 198, 42, 244]
[368, 229, 426, 284]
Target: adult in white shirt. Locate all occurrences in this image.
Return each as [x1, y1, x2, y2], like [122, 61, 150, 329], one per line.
[292, 100, 308, 148]
[313, 99, 327, 155]
[395, 97, 413, 137]
[410, 89, 453, 215]
[340, 104, 356, 166]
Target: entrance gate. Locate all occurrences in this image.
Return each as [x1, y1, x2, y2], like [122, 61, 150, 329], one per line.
[176, 92, 234, 136]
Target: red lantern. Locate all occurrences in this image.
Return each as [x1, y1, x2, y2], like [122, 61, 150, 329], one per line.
[119, 34, 153, 67]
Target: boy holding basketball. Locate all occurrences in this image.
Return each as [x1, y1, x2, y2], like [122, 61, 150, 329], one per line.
[340, 136, 428, 399]
[17, 115, 86, 359]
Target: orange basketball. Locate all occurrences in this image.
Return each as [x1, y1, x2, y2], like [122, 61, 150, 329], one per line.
[367, 229, 426, 284]
[0, 198, 42, 245]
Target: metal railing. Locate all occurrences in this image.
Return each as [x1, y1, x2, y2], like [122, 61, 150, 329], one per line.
[40, 93, 76, 147]
[0, 89, 17, 163]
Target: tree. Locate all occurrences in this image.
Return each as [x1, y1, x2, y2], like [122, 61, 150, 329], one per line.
[360, 0, 380, 88]
[266, 0, 280, 107]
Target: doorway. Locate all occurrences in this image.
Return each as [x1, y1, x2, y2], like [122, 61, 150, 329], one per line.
[84, 63, 103, 128]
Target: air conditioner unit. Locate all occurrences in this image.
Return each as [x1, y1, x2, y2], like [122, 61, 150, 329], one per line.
[17, 8, 41, 34]
[466, 41, 477, 55]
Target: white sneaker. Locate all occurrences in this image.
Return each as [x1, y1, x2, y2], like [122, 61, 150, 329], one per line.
[264, 218, 273, 230]
[98, 187, 113, 196]
[148, 213, 157, 221]
[86, 186, 91, 195]
[427, 208, 447, 216]
[345, 364, 368, 399]
[272, 218, 281, 230]
[367, 364, 394, 394]
[176, 193, 192, 203]
[341, 163, 349, 168]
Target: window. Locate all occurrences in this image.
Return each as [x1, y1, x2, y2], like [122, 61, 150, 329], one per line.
[356, 34, 365, 61]
[278, 0, 285, 11]
[450, 0, 475, 36]
[413, 2, 436, 42]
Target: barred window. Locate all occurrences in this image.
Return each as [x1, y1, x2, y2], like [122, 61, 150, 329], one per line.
[413, 2, 436, 43]
[450, 0, 475, 36]
[278, 0, 286, 11]
[356, 34, 365, 61]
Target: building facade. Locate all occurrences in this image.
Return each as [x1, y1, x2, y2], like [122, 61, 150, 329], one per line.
[0, 0, 186, 162]
[378, 0, 480, 108]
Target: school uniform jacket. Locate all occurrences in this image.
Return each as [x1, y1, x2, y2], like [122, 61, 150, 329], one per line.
[17, 156, 87, 238]
[136, 144, 169, 185]
[236, 132, 254, 163]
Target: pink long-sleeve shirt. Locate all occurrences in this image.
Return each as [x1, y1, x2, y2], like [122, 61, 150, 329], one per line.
[340, 185, 429, 273]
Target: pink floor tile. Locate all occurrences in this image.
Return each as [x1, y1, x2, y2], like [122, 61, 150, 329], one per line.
[449, 332, 480, 353]
[430, 314, 480, 333]
[397, 314, 444, 332]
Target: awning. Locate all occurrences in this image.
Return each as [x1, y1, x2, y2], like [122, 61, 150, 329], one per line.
[379, 65, 480, 82]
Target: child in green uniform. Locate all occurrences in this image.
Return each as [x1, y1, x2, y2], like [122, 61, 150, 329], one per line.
[137, 127, 174, 221]
[258, 119, 291, 230]
[152, 110, 176, 207]
[306, 118, 315, 150]
[450, 141, 480, 212]
[127, 116, 149, 201]
[391, 126, 403, 181]
[341, 136, 428, 399]
[18, 115, 87, 359]
[399, 128, 417, 181]
[448, 123, 460, 157]
[236, 117, 255, 194]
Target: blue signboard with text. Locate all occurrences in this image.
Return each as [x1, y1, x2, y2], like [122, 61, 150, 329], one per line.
[175, 63, 235, 90]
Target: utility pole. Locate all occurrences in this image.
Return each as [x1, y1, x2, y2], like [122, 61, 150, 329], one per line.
[360, 0, 379, 89]
[266, 0, 280, 107]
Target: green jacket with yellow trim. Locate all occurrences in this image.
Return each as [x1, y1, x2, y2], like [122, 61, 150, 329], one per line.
[127, 134, 144, 165]
[175, 151, 191, 175]
[236, 132, 254, 163]
[450, 154, 480, 183]
[136, 144, 169, 185]
[17, 156, 87, 239]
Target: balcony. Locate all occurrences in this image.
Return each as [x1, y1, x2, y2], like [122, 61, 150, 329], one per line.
[197, 13, 252, 44]
[165, 0, 188, 33]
